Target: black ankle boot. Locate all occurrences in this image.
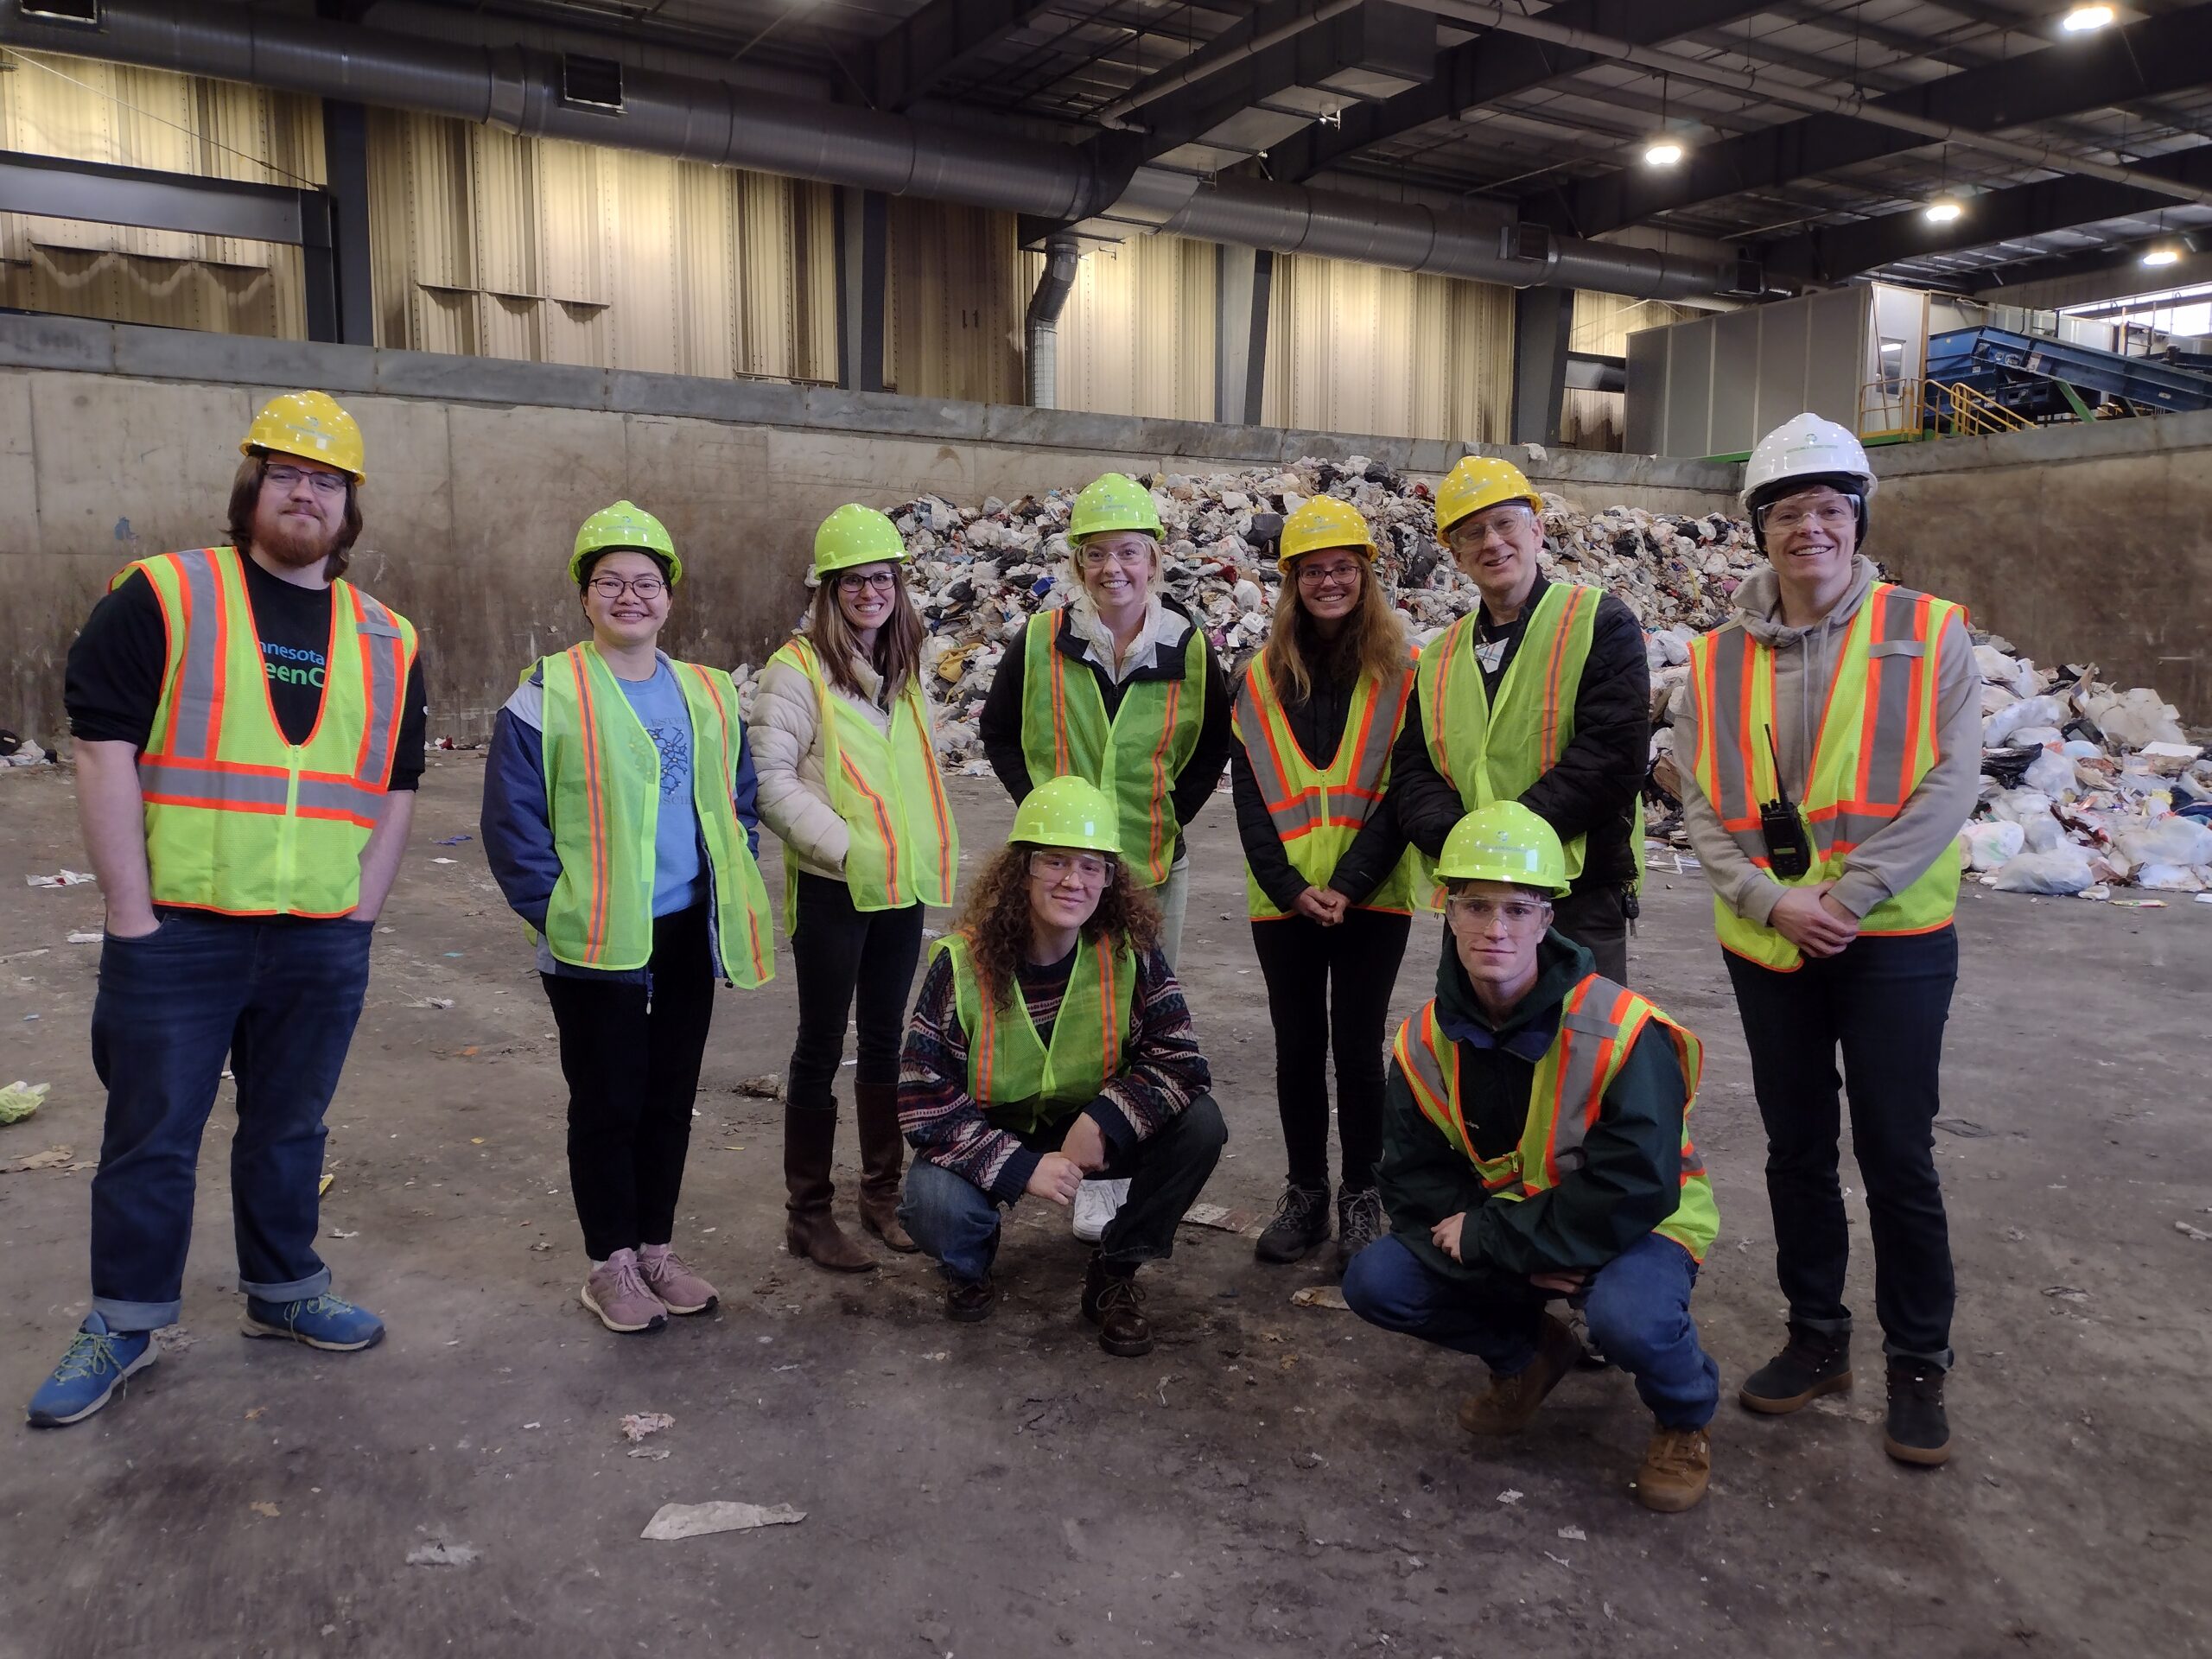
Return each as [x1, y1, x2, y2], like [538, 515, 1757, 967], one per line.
[1738, 1322, 1853, 1414]
[1884, 1357, 1952, 1465]
[1255, 1184, 1330, 1264]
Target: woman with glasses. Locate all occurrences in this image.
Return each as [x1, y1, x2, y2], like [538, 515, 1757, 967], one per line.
[753, 505, 958, 1273]
[896, 775, 1224, 1355]
[1231, 496, 1431, 1274]
[482, 501, 777, 1336]
[977, 471, 1233, 1245]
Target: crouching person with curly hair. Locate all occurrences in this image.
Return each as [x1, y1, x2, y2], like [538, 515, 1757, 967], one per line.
[896, 775, 1227, 1357]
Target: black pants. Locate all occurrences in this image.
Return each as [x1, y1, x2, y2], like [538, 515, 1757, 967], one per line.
[541, 904, 716, 1262]
[786, 871, 925, 1112]
[1725, 926, 1959, 1366]
[1249, 907, 1412, 1192]
[1552, 882, 1630, 983]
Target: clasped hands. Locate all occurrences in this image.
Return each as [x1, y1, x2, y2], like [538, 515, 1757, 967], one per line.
[1293, 885, 1348, 926]
[1767, 881, 1859, 959]
[1430, 1211, 1587, 1295]
[1025, 1111, 1109, 1206]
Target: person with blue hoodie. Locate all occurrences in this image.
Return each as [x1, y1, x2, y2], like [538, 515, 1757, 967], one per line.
[482, 502, 777, 1336]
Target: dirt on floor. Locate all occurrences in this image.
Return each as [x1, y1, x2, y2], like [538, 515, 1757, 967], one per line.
[0, 759, 2207, 1659]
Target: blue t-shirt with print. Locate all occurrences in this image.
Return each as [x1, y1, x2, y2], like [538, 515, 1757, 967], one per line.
[617, 660, 708, 916]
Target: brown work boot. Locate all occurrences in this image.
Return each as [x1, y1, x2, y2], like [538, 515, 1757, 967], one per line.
[581, 1249, 668, 1335]
[1635, 1423, 1712, 1512]
[1457, 1313, 1582, 1435]
[1081, 1254, 1154, 1357]
[783, 1105, 875, 1274]
[853, 1082, 917, 1253]
[638, 1243, 718, 1315]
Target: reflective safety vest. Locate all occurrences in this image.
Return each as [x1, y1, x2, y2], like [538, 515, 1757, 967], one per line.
[1688, 582, 1966, 972]
[1019, 612, 1206, 888]
[537, 644, 776, 986]
[127, 546, 416, 918]
[936, 930, 1138, 1136]
[766, 636, 957, 931]
[1415, 582, 1602, 885]
[1230, 658, 1435, 918]
[1392, 975, 1719, 1261]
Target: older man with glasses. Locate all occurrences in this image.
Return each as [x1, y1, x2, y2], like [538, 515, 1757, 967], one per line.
[1342, 804, 1720, 1512]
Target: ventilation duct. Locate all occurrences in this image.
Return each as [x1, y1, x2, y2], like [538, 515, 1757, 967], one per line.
[1024, 232, 1082, 409]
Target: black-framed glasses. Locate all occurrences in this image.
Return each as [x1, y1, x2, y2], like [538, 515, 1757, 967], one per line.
[263, 464, 349, 499]
[1296, 559, 1363, 588]
[588, 574, 667, 600]
[837, 570, 900, 594]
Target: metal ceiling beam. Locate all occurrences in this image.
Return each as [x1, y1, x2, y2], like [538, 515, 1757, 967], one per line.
[1522, 2, 2212, 238]
[1761, 145, 2212, 283]
[1959, 237, 2205, 296]
[868, 0, 1060, 111]
[1266, 0, 1769, 186]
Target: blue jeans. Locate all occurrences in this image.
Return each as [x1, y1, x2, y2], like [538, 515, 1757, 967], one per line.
[899, 1096, 1228, 1284]
[87, 910, 374, 1329]
[1344, 1231, 1720, 1429]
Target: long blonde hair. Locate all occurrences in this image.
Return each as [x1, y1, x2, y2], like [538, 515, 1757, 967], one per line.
[804, 570, 925, 703]
[1260, 551, 1408, 703]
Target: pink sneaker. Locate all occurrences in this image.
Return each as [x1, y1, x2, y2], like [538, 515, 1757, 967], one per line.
[582, 1249, 667, 1334]
[639, 1245, 718, 1316]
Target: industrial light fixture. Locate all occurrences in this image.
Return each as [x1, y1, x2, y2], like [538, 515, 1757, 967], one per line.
[2141, 244, 2183, 267]
[2061, 4, 2115, 31]
[1925, 197, 1964, 224]
[1644, 139, 1685, 168]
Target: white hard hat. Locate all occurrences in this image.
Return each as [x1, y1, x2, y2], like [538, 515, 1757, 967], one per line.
[1741, 413, 1877, 509]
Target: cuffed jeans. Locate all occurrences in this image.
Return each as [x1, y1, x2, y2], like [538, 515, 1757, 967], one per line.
[1343, 1231, 1719, 1429]
[899, 1095, 1228, 1284]
[1725, 926, 1959, 1368]
[87, 909, 374, 1330]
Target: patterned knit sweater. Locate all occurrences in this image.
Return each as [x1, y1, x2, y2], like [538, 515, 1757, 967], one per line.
[898, 938, 1211, 1203]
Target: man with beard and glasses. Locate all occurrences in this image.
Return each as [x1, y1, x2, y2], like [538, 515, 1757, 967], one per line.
[29, 393, 426, 1428]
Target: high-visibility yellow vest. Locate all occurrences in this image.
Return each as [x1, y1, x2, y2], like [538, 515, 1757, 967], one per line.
[1392, 975, 1719, 1261]
[537, 643, 775, 986]
[766, 636, 958, 933]
[937, 931, 1137, 1136]
[1018, 612, 1206, 888]
[127, 546, 416, 918]
[1230, 658, 1435, 918]
[1687, 582, 1966, 972]
[1415, 582, 1601, 884]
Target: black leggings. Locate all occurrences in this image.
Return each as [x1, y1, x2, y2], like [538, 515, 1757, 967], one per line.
[785, 871, 926, 1113]
[1249, 906, 1412, 1193]
[542, 903, 715, 1262]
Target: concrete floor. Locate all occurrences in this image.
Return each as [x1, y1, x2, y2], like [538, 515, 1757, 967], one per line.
[1, 760, 2207, 1659]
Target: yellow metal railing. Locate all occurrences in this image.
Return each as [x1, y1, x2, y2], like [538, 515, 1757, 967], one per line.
[1943, 380, 2033, 436]
[1859, 376, 2036, 441]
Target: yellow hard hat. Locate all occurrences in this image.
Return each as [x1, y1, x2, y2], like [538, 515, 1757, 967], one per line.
[1279, 496, 1375, 566]
[242, 391, 365, 484]
[571, 500, 680, 585]
[1436, 802, 1569, 896]
[812, 504, 909, 581]
[1010, 774, 1122, 855]
[1068, 473, 1162, 543]
[1434, 455, 1541, 537]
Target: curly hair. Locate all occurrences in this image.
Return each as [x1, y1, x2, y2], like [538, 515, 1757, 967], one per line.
[955, 840, 1161, 1012]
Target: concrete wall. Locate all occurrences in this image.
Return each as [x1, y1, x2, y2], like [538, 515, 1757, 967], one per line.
[1871, 407, 2212, 726]
[0, 313, 1740, 745]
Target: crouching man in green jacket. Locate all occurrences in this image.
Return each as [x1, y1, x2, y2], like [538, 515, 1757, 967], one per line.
[1342, 803, 1720, 1511]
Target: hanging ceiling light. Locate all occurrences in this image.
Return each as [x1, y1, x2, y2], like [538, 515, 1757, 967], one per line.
[2141, 244, 2183, 267]
[1924, 197, 1964, 224]
[1643, 138, 1685, 168]
[2061, 4, 2115, 32]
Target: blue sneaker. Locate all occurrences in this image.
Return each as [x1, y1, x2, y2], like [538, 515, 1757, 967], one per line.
[241, 1292, 385, 1351]
[27, 1313, 157, 1427]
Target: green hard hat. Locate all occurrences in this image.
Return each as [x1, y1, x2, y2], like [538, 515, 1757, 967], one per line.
[1068, 473, 1162, 543]
[812, 503, 909, 581]
[571, 500, 680, 585]
[1011, 774, 1122, 855]
[1436, 802, 1569, 896]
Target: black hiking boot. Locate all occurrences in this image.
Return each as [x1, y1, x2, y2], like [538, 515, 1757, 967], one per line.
[1884, 1357, 1952, 1466]
[1255, 1184, 1331, 1264]
[1739, 1322, 1853, 1414]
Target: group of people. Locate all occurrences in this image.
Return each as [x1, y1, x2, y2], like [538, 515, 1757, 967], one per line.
[30, 391, 1980, 1517]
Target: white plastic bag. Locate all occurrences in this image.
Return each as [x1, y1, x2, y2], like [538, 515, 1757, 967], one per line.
[2133, 862, 2207, 893]
[2023, 747, 2078, 798]
[1989, 845, 2094, 894]
[2117, 817, 2212, 868]
[1961, 820, 2024, 871]
[1990, 788, 2054, 826]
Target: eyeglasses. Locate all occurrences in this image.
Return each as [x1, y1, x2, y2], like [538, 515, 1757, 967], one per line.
[587, 574, 667, 600]
[1450, 505, 1535, 548]
[837, 570, 900, 594]
[263, 464, 349, 499]
[1445, 893, 1551, 929]
[1296, 559, 1363, 589]
[1028, 849, 1114, 884]
[1759, 499, 1859, 535]
[1077, 543, 1154, 570]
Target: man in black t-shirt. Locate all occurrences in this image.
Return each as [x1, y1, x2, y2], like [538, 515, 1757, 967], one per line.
[29, 392, 427, 1430]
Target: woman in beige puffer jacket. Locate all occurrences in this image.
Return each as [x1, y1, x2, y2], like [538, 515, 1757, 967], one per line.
[754, 505, 958, 1273]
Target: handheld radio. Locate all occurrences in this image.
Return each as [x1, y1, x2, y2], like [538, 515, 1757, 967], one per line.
[1758, 726, 1814, 880]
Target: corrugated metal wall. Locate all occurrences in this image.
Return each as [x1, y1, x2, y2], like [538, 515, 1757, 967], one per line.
[1020, 234, 1217, 421]
[0, 50, 321, 336]
[366, 110, 837, 380]
[1561, 291, 1701, 452]
[1260, 253, 1513, 442]
[883, 197, 1022, 404]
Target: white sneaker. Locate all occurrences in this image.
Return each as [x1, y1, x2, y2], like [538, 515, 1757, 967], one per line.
[1071, 1178, 1131, 1244]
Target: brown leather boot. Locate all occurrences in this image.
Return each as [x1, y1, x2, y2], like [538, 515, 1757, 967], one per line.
[783, 1106, 875, 1273]
[1635, 1423, 1712, 1512]
[1457, 1313, 1583, 1435]
[853, 1082, 917, 1253]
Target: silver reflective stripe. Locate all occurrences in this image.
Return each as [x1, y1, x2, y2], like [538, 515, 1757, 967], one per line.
[1235, 669, 1320, 841]
[351, 588, 404, 787]
[1546, 980, 1630, 1177]
[1698, 627, 1757, 827]
[137, 760, 290, 807]
[162, 550, 225, 763]
[1856, 587, 1923, 815]
[1400, 1020, 1450, 1103]
[296, 776, 380, 817]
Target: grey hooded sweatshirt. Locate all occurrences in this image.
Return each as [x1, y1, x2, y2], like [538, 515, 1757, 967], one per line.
[1674, 554, 1980, 928]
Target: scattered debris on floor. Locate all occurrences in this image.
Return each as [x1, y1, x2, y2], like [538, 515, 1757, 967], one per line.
[4, 1143, 73, 1173]
[152, 1325, 196, 1353]
[639, 1501, 805, 1541]
[25, 869, 96, 888]
[620, 1412, 676, 1443]
[732, 1075, 782, 1098]
[66, 931, 101, 944]
[248, 1501, 281, 1519]
[0, 1080, 48, 1124]
[405, 1541, 481, 1567]
[1289, 1284, 1351, 1311]
[1181, 1202, 1263, 1237]
[2177, 1221, 2212, 1243]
